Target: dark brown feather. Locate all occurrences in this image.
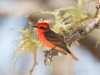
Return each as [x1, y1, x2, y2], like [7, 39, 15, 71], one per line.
[44, 28, 71, 54]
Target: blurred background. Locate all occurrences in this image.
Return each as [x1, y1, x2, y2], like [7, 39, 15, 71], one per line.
[0, 0, 100, 75]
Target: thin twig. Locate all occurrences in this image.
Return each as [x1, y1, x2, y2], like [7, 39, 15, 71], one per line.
[29, 50, 38, 75]
[65, 16, 93, 28]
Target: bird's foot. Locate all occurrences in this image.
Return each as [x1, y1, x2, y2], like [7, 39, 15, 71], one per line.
[43, 49, 58, 66]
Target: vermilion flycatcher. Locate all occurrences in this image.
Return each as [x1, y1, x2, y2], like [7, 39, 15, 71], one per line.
[33, 22, 78, 61]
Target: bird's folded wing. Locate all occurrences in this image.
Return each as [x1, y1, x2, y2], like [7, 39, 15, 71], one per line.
[44, 30, 67, 51]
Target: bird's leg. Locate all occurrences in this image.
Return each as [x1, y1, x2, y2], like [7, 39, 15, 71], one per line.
[43, 48, 58, 65]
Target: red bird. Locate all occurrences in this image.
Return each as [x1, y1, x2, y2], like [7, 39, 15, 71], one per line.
[33, 22, 78, 61]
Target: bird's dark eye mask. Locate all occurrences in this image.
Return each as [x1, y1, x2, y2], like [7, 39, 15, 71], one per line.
[33, 26, 46, 30]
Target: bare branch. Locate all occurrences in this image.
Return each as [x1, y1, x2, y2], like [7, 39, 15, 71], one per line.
[29, 50, 38, 75]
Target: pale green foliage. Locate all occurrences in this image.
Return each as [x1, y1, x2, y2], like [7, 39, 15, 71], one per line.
[16, 21, 42, 55]
[38, 18, 54, 23]
[75, 40, 80, 45]
[49, 62, 54, 70]
[64, 28, 77, 35]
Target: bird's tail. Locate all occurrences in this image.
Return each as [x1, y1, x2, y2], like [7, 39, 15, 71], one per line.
[69, 53, 79, 61]
[57, 47, 79, 61]
[64, 47, 79, 61]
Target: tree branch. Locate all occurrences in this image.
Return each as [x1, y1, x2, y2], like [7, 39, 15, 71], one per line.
[65, 8, 100, 45]
[29, 50, 38, 75]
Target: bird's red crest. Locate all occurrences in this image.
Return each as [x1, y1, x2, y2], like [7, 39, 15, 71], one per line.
[37, 22, 49, 28]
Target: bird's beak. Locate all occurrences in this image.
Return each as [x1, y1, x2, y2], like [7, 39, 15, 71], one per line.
[33, 26, 38, 28]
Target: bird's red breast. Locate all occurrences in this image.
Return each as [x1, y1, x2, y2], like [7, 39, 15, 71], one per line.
[37, 27, 66, 52]
[37, 23, 55, 48]
[38, 32, 55, 48]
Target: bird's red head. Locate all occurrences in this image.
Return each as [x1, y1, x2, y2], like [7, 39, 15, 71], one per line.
[36, 22, 50, 33]
[37, 22, 49, 28]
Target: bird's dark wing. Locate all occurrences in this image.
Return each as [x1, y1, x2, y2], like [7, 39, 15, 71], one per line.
[44, 29, 79, 61]
[44, 29, 71, 53]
